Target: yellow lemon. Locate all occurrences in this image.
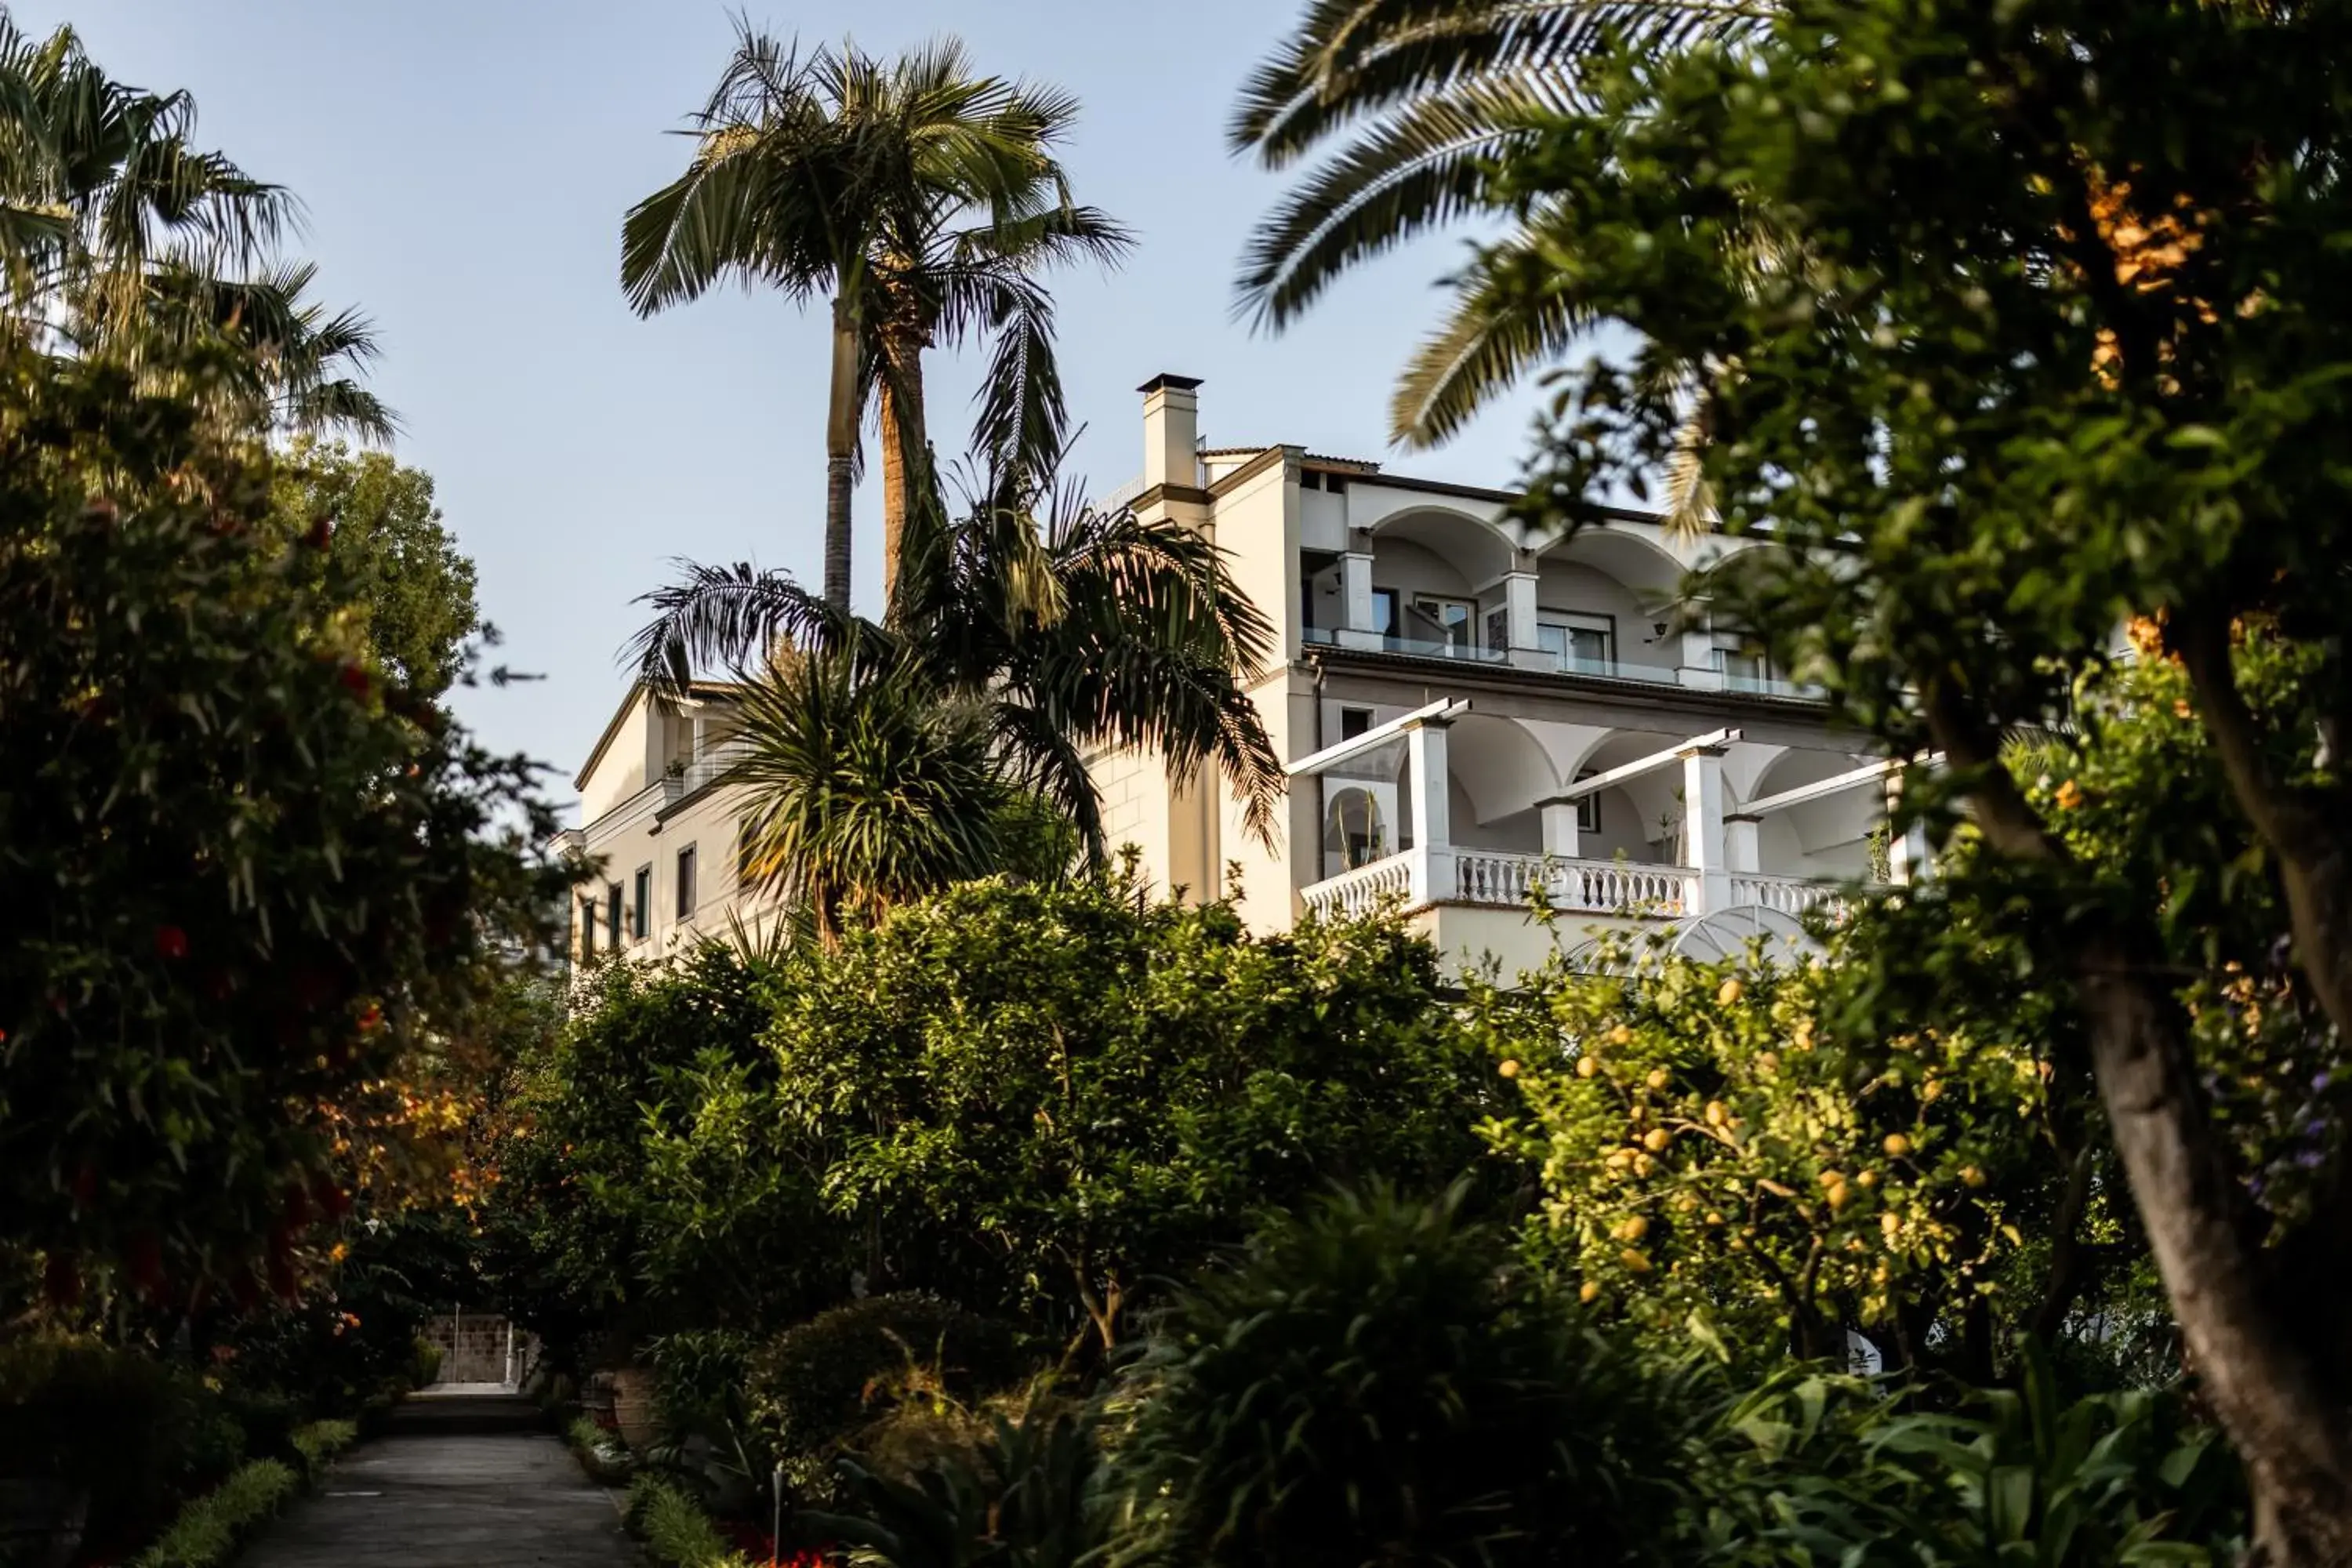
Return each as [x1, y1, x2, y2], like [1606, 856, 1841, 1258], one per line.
[1704, 1100, 1729, 1127]
[1498, 1059, 1521, 1079]
[1646, 1068, 1671, 1091]
[1856, 1170, 1879, 1189]
[1643, 1127, 1672, 1152]
[1577, 1056, 1602, 1079]
[1704, 1211, 1726, 1226]
[1961, 1165, 1987, 1189]
[1819, 1170, 1846, 1188]
[1717, 977, 1744, 1007]
[1579, 1280, 1602, 1304]
[1826, 1181, 1852, 1212]
[1620, 1248, 1653, 1275]
[1883, 1133, 1912, 1158]
[1614, 1216, 1650, 1242]
[1609, 1024, 1635, 1045]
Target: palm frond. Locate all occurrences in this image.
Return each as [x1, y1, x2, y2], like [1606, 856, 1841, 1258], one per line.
[1388, 220, 1592, 446]
[1236, 75, 1560, 329]
[626, 561, 873, 696]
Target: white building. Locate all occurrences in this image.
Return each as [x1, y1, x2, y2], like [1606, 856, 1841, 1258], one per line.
[559, 373, 1897, 975]
[1087, 374, 1896, 976]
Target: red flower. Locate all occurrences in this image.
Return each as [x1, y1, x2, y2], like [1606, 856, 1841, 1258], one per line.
[357, 1004, 384, 1034]
[307, 514, 334, 550]
[339, 662, 372, 698]
[154, 925, 189, 960]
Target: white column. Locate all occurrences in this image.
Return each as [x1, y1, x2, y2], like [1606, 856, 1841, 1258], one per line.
[1682, 745, 1730, 914]
[1539, 798, 1581, 858]
[1883, 768, 1933, 885]
[1678, 626, 1724, 691]
[1407, 720, 1454, 904]
[1725, 814, 1760, 874]
[1504, 570, 1546, 669]
[1339, 550, 1379, 649]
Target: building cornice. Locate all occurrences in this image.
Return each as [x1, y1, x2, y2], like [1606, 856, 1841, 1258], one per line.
[1301, 643, 1844, 725]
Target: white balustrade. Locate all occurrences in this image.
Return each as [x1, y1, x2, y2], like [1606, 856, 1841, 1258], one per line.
[1730, 873, 1848, 920]
[1454, 850, 1547, 907]
[1300, 851, 1415, 920]
[1549, 858, 1697, 915]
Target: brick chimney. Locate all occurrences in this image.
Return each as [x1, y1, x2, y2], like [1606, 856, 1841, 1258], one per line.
[1139, 373, 1202, 492]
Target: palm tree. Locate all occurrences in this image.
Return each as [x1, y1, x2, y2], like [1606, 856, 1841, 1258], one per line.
[1230, 1, 1768, 493]
[622, 25, 1127, 612]
[729, 645, 1014, 946]
[0, 17, 394, 439]
[628, 457, 1284, 904]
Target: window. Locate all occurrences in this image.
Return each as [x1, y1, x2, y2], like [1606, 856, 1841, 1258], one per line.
[1574, 770, 1602, 834]
[578, 898, 597, 963]
[1718, 644, 1771, 689]
[1538, 612, 1615, 673]
[676, 844, 699, 920]
[1339, 707, 1373, 741]
[631, 866, 652, 940]
[604, 883, 622, 949]
[1409, 595, 1475, 652]
[1370, 587, 1399, 637]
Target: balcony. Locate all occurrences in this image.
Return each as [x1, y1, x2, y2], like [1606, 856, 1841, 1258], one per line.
[1300, 624, 1821, 699]
[1300, 845, 1847, 924]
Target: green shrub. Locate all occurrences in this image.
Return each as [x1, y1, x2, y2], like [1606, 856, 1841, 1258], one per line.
[569, 1415, 634, 1486]
[132, 1458, 299, 1568]
[748, 1294, 1026, 1501]
[1690, 1348, 2248, 1564]
[651, 1328, 756, 1443]
[0, 1338, 238, 1532]
[626, 1474, 754, 1568]
[815, 1403, 1109, 1568]
[410, 1338, 445, 1390]
[289, 1419, 358, 1482]
[1112, 1184, 1694, 1568]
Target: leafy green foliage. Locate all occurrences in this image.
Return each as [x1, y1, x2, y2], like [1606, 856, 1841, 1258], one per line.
[481, 942, 844, 1344]
[626, 1473, 757, 1568]
[1689, 1352, 2245, 1566]
[1112, 1183, 1693, 1568]
[267, 438, 479, 696]
[0, 337, 564, 1295]
[815, 1404, 1109, 1568]
[747, 1294, 1027, 1502]
[768, 878, 1498, 1348]
[1465, 918, 2139, 1377]
[0, 1338, 241, 1541]
[129, 1457, 299, 1568]
[288, 1418, 357, 1482]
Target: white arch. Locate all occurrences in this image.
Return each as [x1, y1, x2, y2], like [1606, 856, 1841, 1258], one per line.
[1372, 505, 1519, 587]
[1446, 714, 1561, 826]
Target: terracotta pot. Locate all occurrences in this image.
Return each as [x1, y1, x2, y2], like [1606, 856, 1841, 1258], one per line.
[609, 1366, 659, 1453]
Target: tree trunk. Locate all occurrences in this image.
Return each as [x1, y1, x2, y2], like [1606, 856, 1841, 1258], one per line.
[876, 326, 927, 615]
[822, 295, 860, 612]
[1924, 681, 2352, 1563]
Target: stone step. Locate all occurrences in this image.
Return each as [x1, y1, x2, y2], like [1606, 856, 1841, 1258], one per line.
[385, 1393, 546, 1438]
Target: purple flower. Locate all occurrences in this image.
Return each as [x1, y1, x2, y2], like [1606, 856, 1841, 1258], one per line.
[2314, 1073, 2333, 1094]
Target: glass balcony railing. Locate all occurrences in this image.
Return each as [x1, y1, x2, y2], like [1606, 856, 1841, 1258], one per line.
[1302, 624, 1827, 700]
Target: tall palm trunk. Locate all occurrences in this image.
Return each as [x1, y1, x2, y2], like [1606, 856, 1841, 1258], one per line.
[877, 321, 928, 612]
[822, 294, 861, 611]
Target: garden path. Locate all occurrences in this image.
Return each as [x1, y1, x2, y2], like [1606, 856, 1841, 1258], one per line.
[238, 1392, 637, 1567]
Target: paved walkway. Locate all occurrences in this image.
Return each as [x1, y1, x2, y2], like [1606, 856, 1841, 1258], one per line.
[239, 1392, 637, 1567]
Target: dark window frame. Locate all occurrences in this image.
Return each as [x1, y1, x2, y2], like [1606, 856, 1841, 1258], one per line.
[676, 844, 699, 920]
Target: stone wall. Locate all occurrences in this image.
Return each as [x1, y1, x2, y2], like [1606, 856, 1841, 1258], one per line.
[421, 1312, 535, 1386]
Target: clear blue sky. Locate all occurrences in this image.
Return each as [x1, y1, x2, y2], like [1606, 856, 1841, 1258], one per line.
[24, 0, 1554, 816]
